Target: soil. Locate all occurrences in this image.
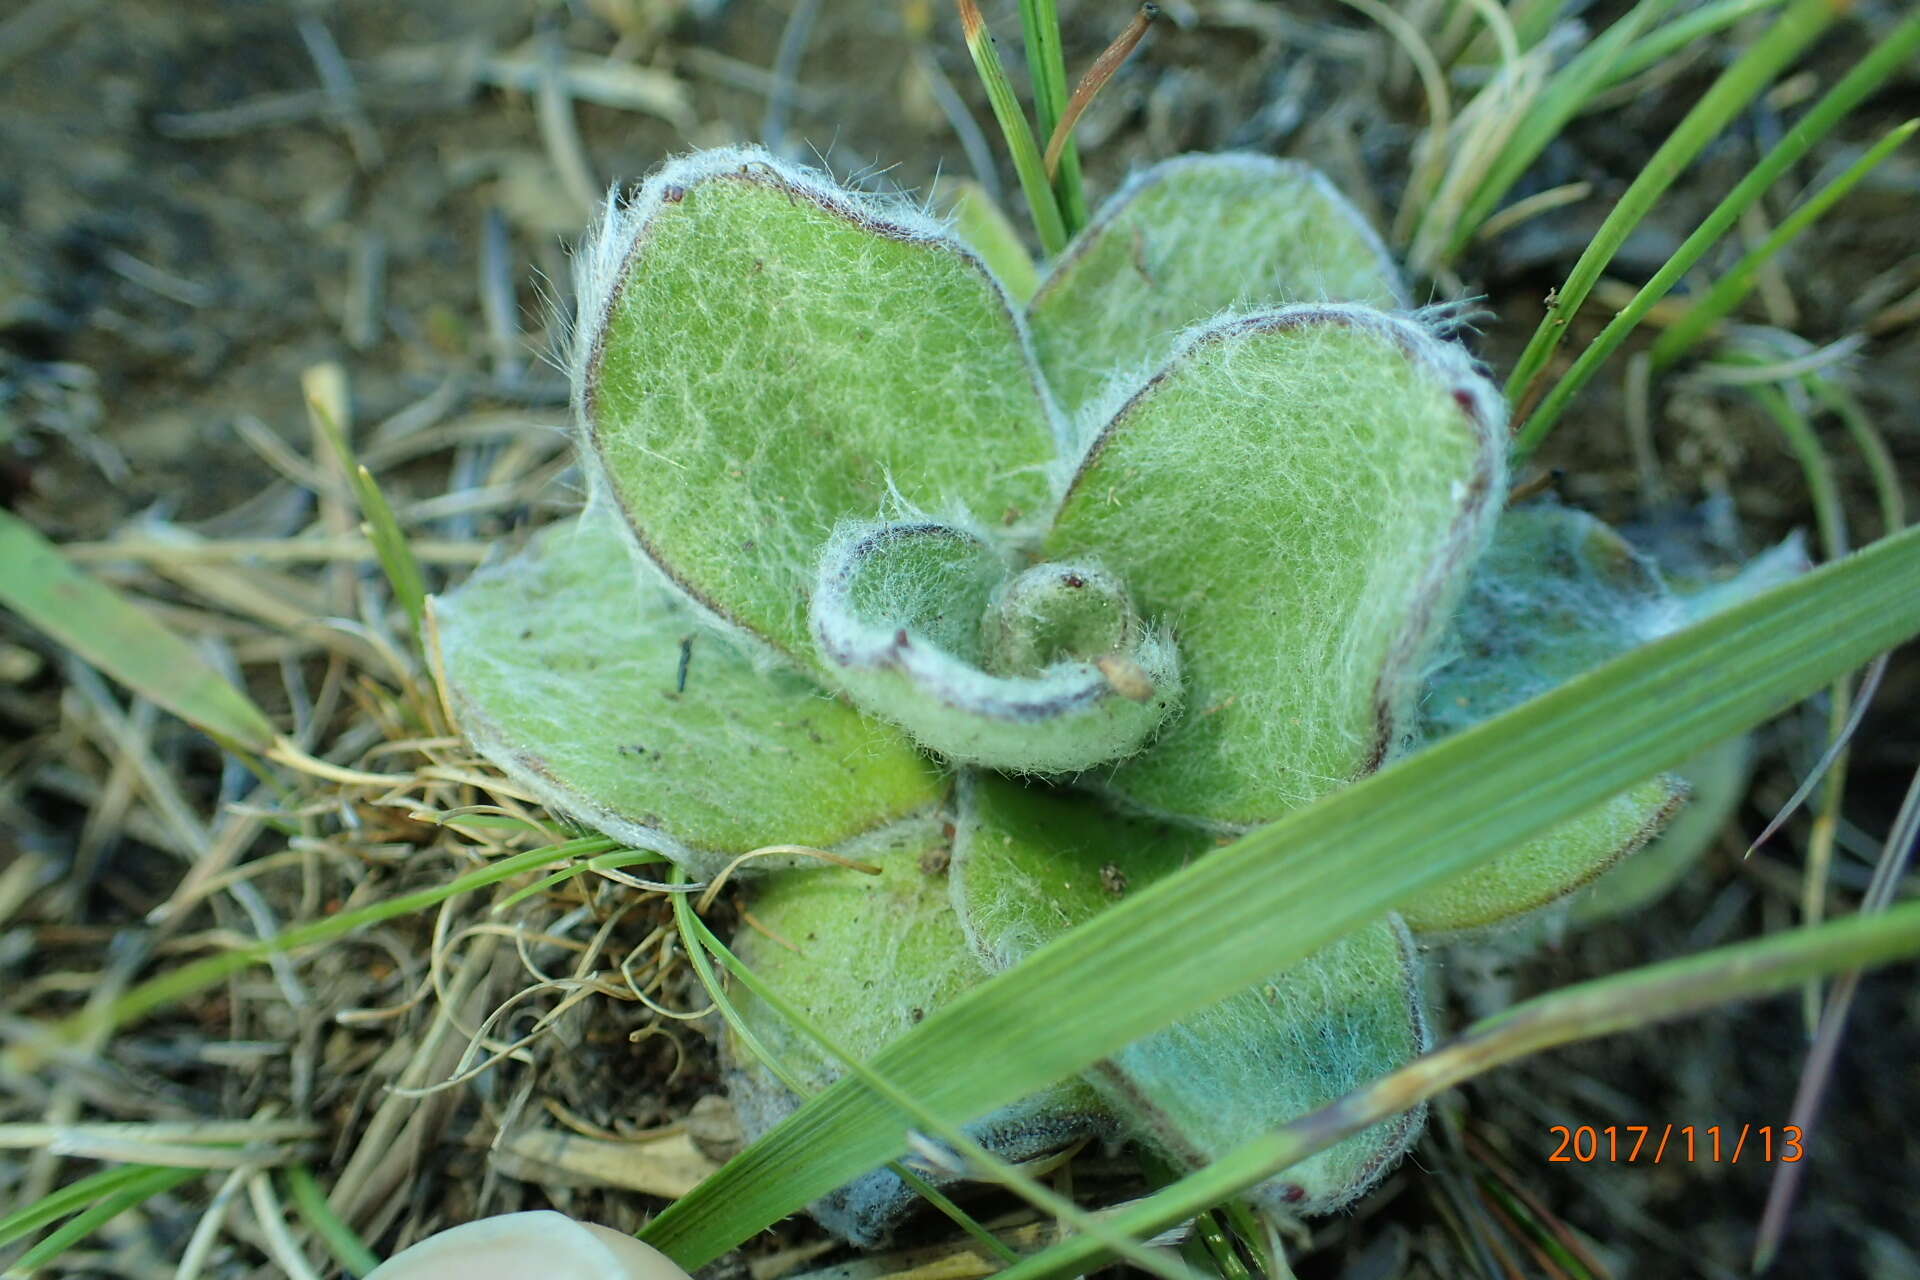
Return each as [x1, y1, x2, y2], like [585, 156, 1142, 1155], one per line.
[3, 0, 1917, 1276]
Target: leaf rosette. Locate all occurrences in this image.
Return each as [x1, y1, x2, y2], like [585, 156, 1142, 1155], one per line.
[433, 146, 1748, 1239]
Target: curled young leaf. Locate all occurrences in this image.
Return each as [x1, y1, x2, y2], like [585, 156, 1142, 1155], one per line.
[810, 521, 1181, 773]
[951, 776, 1429, 1212]
[1047, 305, 1506, 828]
[574, 146, 1061, 661]
[432, 503, 944, 878]
[726, 816, 1107, 1246]
[1030, 153, 1406, 422]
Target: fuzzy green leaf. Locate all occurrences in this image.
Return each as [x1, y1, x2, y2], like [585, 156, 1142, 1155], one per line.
[729, 815, 1104, 1245]
[1029, 155, 1405, 420]
[1400, 777, 1684, 934]
[952, 776, 1428, 1210]
[575, 147, 1060, 659]
[810, 521, 1180, 772]
[432, 503, 943, 876]
[1046, 307, 1505, 827]
[1403, 504, 1689, 932]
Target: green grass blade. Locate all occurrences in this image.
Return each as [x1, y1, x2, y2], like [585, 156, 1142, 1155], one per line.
[0, 1165, 159, 1248]
[1503, 0, 1842, 414]
[11, 1165, 200, 1272]
[639, 524, 1920, 1267]
[305, 372, 430, 639]
[958, 0, 1067, 255]
[1510, 0, 1581, 49]
[353, 463, 429, 637]
[0, 510, 277, 751]
[285, 1166, 381, 1278]
[1016, 0, 1086, 232]
[1446, 0, 1684, 260]
[1514, 19, 1920, 456]
[1651, 118, 1919, 371]
[1604, 0, 1788, 86]
[991, 900, 1920, 1280]
[1807, 376, 1905, 533]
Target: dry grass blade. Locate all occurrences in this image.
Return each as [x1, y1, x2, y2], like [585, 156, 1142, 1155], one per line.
[1041, 5, 1157, 182]
[1752, 764, 1920, 1270]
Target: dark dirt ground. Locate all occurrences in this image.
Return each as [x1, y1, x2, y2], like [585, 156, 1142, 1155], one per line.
[3, 0, 1919, 1276]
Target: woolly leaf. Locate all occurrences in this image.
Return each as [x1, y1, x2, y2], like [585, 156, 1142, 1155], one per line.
[1574, 737, 1754, 922]
[575, 146, 1060, 660]
[432, 503, 943, 878]
[1046, 306, 1505, 828]
[1029, 154, 1405, 421]
[951, 776, 1427, 1212]
[727, 816, 1106, 1245]
[1403, 504, 1690, 933]
[1399, 778, 1685, 934]
[1419, 504, 1686, 739]
[810, 521, 1180, 772]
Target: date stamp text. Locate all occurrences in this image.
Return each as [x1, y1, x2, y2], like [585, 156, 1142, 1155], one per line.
[1547, 1125, 1803, 1164]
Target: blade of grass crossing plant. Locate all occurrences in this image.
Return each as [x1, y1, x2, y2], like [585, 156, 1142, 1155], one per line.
[13, 1165, 200, 1271]
[1016, 0, 1087, 230]
[957, 0, 1067, 255]
[1448, 0, 1683, 259]
[991, 901, 1920, 1280]
[667, 884, 1019, 1265]
[675, 894, 1204, 1280]
[1651, 120, 1920, 371]
[285, 1166, 380, 1278]
[639, 526, 1920, 1268]
[1504, 0, 1843, 415]
[0, 511, 277, 751]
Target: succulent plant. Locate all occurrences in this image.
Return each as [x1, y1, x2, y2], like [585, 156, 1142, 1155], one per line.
[431, 145, 1763, 1243]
